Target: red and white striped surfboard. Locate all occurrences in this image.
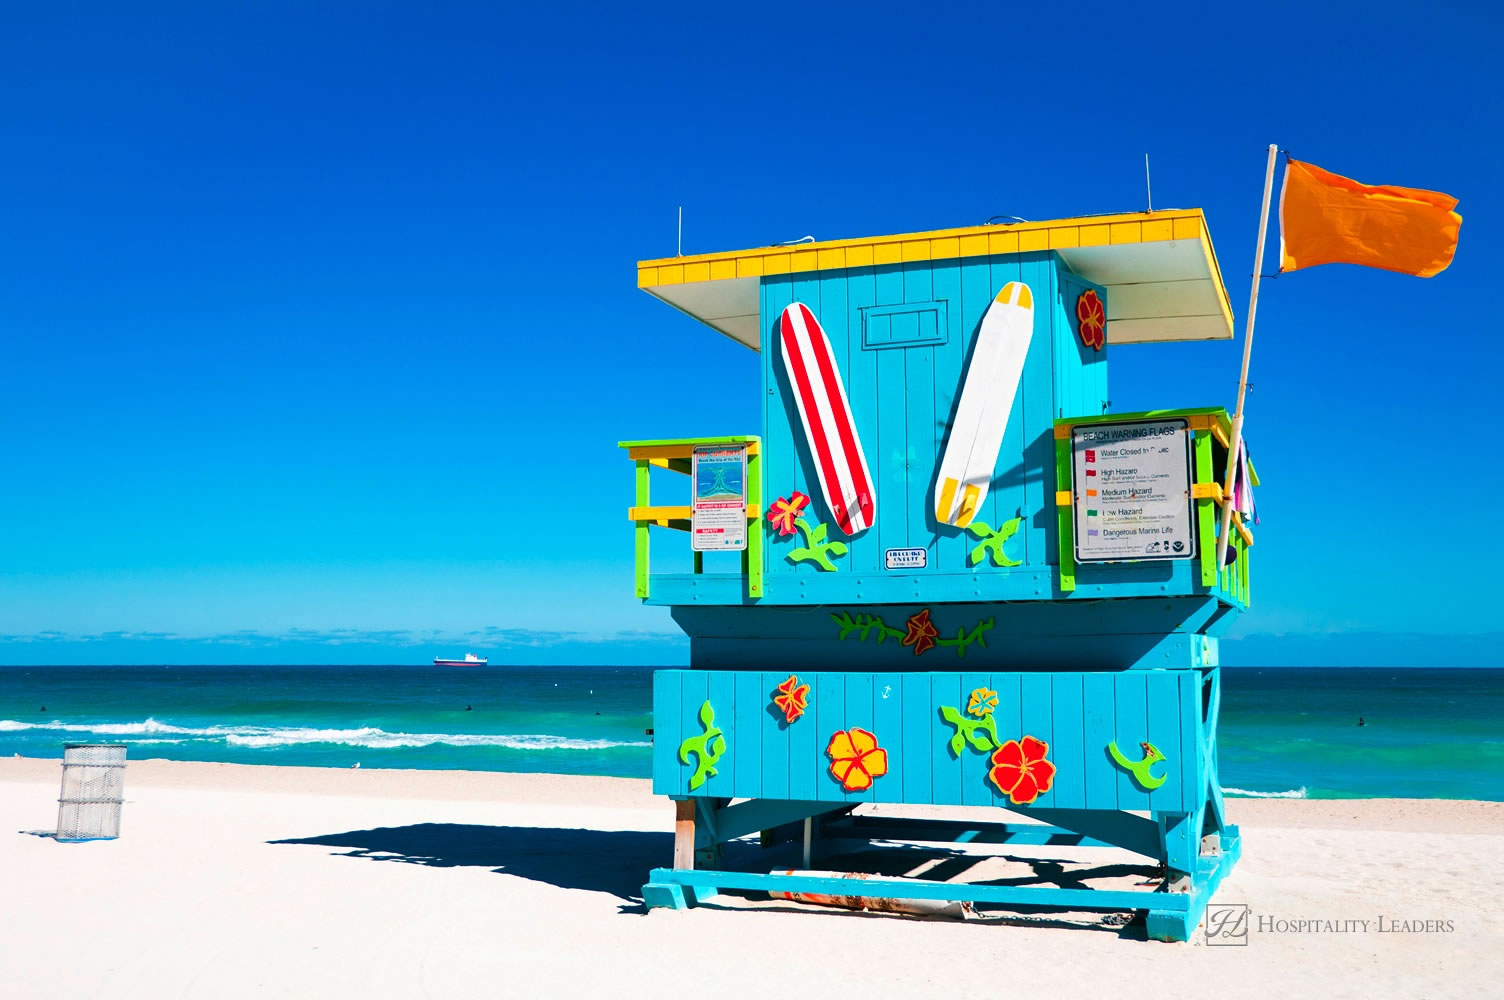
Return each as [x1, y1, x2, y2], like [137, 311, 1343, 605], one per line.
[778, 302, 875, 536]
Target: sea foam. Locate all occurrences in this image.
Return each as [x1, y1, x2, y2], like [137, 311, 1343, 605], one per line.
[0, 717, 194, 735]
[0, 718, 648, 751]
[222, 727, 646, 751]
[1222, 785, 1308, 799]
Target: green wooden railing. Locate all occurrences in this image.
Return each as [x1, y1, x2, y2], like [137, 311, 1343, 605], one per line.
[619, 436, 763, 600]
[1052, 408, 1256, 605]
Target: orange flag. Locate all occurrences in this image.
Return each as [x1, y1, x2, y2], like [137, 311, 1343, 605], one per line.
[1280, 158, 1461, 278]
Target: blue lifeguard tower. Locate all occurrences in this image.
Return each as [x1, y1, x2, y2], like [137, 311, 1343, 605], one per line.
[621, 209, 1256, 940]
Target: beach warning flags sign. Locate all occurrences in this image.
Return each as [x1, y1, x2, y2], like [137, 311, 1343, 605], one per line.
[1279, 158, 1462, 278]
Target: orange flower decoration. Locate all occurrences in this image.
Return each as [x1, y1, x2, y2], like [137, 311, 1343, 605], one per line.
[773, 674, 810, 724]
[902, 609, 938, 656]
[826, 727, 889, 791]
[768, 491, 810, 536]
[988, 735, 1056, 804]
[1076, 290, 1106, 351]
[967, 687, 998, 717]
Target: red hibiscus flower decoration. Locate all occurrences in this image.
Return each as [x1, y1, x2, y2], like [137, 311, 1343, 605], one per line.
[773, 674, 809, 724]
[768, 491, 810, 536]
[826, 727, 889, 791]
[1076, 290, 1106, 351]
[988, 735, 1056, 804]
[902, 609, 938, 656]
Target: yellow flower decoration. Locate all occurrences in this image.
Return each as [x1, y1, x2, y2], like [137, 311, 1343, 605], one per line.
[826, 727, 889, 792]
[967, 687, 998, 718]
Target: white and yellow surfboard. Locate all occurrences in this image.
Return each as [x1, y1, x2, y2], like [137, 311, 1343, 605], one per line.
[934, 281, 1034, 528]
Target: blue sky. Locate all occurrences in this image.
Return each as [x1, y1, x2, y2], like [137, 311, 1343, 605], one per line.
[2, 2, 1499, 666]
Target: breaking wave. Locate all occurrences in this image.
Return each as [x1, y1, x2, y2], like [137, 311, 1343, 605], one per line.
[223, 727, 644, 750]
[0, 717, 196, 736]
[0, 718, 647, 751]
[1222, 785, 1308, 799]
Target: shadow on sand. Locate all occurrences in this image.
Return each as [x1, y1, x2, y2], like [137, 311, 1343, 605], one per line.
[272, 825, 1150, 935]
[271, 824, 671, 902]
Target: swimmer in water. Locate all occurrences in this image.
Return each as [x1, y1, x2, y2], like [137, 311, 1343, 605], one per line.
[1357, 717, 1366, 727]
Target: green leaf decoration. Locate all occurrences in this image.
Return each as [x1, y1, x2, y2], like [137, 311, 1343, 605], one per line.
[939, 705, 1000, 756]
[831, 611, 992, 658]
[966, 517, 1023, 568]
[786, 517, 847, 572]
[677, 700, 727, 791]
[831, 611, 860, 639]
[829, 611, 903, 644]
[1107, 740, 1169, 791]
[934, 617, 994, 658]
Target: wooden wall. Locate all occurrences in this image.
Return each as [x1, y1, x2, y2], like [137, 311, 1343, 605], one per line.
[654, 667, 1203, 814]
[759, 252, 1107, 602]
[672, 599, 1225, 672]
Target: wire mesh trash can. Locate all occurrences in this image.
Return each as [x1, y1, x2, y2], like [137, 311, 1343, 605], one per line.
[56, 743, 127, 842]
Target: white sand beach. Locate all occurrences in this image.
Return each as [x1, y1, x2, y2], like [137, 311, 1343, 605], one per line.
[3, 757, 1501, 999]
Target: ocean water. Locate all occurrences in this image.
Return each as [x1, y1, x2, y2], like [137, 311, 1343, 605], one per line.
[0, 665, 654, 777]
[1218, 667, 1504, 800]
[1, 665, 1500, 800]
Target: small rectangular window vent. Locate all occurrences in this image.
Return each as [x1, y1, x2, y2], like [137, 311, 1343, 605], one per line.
[860, 300, 949, 350]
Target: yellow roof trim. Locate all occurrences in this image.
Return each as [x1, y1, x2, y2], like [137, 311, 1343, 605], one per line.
[638, 208, 1236, 348]
[1196, 217, 1236, 340]
[640, 208, 1211, 282]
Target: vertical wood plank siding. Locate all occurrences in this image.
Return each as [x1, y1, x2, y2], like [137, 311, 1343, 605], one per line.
[760, 251, 1108, 590]
[655, 669, 1201, 813]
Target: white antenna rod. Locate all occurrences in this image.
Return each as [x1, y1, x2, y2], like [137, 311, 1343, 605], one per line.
[677, 206, 683, 256]
[1145, 154, 1153, 213]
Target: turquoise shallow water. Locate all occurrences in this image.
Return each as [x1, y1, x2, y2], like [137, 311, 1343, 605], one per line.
[1217, 667, 1504, 800]
[1, 665, 1500, 799]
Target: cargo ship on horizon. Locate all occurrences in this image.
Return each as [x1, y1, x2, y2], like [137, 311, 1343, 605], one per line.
[432, 652, 488, 667]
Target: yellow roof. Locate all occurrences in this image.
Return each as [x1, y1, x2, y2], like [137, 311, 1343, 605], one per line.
[638, 208, 1234, 350]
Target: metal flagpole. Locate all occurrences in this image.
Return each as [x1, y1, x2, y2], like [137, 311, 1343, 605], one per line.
[1216, 144, 1280, 570]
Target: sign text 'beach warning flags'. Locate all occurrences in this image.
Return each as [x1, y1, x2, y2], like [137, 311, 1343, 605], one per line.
[1279, 158, 1462, 278]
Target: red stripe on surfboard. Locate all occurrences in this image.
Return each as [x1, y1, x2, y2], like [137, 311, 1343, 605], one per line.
[781, 309, 847, 532]
[783, 305, 865, 535]
[797, 303, 872, 533]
